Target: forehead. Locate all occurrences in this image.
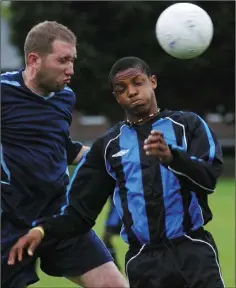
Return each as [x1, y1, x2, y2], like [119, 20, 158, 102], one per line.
[51, 40, 77, 57]
[113, 68, 146, 84]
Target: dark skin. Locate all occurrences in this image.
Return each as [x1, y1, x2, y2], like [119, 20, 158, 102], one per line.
[8, 67, 173, 265]
[113, 67, 173, 162]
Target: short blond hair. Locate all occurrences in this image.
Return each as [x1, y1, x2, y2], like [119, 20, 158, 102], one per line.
[24, 21, 77, 61]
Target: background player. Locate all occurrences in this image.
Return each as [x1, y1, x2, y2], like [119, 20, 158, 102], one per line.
[102, 197, 122, 270]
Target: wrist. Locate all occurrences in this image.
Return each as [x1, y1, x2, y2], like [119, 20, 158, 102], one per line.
[158, 148, 173, 164]
[30, 226, 45, 238]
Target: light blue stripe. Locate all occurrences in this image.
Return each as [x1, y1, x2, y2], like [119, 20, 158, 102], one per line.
[60, 149, 90, 214]
[152, 119, 184, 239]
[106, 203, 121, 227]
[1, 71, 19, 76]
[1, 144, 11, 183]
[1, 181, 10, 185]
[1, 78, 55, 99]
[190, 156, 203, 162]
[188, 191, 204, 229]
[40, 93, 55, 100]
[171, 144, 185, 151]
[119, 126, 150, 244]
[197, 115, 215, 163]
[1, 80, 21, 87]
[64, 86, 73, 92]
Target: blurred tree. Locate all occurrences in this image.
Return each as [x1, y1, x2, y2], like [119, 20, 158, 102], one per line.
[9, 1, 235, 122]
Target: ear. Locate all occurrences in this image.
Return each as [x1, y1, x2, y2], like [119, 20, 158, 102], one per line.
[27, 52, 41, 68]
[112, 91, 120, 104]
[150, 75, 157, 90]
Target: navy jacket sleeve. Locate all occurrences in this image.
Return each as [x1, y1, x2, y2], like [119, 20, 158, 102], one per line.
[41, 137, 116, 239]
[66, 135, 83, 165]
[167, 112, 223, 194]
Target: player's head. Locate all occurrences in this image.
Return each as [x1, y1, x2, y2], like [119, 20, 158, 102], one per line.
[109, 57, 158, 120]
[24, 21, 77, 93]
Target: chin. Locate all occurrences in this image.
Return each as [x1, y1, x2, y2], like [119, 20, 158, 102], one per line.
[133, 105, 149, 116]
[55, 84, 66, 92]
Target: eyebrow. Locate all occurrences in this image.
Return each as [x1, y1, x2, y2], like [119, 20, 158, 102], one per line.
[59, 55, 77, 60]
[114, 74, 143, 85]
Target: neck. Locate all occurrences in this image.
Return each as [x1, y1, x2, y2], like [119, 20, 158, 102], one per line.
[126, 107, 160, 126]
[23, 68, 49, 96]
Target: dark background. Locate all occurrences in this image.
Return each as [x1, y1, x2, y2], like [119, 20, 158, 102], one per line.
[8, 1, 235, 123]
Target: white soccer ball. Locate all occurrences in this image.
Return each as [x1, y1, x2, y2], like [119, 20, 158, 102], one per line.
[155, 2, 214, 59]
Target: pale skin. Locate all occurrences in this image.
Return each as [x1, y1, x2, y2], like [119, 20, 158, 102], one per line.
[8, 40, 128, 287]
[8, 229, 128, 287]
[23, 39, 89, 164]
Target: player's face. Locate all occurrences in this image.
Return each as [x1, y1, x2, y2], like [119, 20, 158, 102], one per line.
[36, 40, 77, 93]
[112, 68, 157, 117]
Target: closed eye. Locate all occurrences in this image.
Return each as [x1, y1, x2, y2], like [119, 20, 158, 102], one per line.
[58, 57, 76, 64]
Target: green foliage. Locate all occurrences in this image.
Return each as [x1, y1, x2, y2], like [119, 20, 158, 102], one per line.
[9, 1, 235, 122]
[1, 2, 11, 19]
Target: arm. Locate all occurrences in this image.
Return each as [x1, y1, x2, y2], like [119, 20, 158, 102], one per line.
[44, 146, 115, 238]
[144, 113, 223, 194]
[8, 138, 116, 265]
[167, 113, 223, 193]
[72, 145, 90, 164]
[44, 137, 116, 238]
[66, 135, 89, 165]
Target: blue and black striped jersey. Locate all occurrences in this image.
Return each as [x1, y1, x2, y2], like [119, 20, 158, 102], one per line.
[41, 109, 223, 245]
[1, 70, 82, 226]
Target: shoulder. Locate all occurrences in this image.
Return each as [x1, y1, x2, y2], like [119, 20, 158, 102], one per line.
[56, 85, 76, 104]
[1, 70, 22, 87]
[101, 122, 126, 141]
[164, 110, 202, 127]
[92, 122, 125, 150]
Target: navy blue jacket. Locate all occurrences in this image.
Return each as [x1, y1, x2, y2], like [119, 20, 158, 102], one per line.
[1, 70, 82, 226]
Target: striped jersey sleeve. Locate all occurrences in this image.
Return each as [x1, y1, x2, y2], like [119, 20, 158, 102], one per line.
[167, 112, 223, 193]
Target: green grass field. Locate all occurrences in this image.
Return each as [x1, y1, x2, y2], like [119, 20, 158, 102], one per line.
[30, 178, 235, 288]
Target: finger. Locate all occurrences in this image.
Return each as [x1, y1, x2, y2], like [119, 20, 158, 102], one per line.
[17, 246, 23, 262]
[28, 240, 39, 256]
[150, 130, 164, 137]
[8, 246, 17, 265]
[144, 142, 167, 152]
[145, 146, 169, 157]
[144, 135, 164, 145]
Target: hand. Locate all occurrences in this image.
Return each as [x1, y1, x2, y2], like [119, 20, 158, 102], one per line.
[143, 130, 173, 164]
[8, 227, 44, 265]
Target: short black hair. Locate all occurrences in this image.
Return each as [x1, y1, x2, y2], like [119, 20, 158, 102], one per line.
[109, 56, 152, 85]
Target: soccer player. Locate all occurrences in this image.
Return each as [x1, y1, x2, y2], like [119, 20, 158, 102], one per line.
[8, 57, 225, 288]
[102, 197, 122, 270]
[1, 22, 128, 288]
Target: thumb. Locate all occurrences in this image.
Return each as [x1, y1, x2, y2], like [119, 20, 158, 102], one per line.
[27, 227, 44, 256]
[27, 239, 40, 256]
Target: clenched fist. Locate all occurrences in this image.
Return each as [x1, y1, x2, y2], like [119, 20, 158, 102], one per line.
[143, 130, 173, 164]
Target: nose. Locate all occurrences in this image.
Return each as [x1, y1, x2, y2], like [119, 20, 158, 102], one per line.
[127, 84, 138, 98]
[65, 62, 74, 76]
